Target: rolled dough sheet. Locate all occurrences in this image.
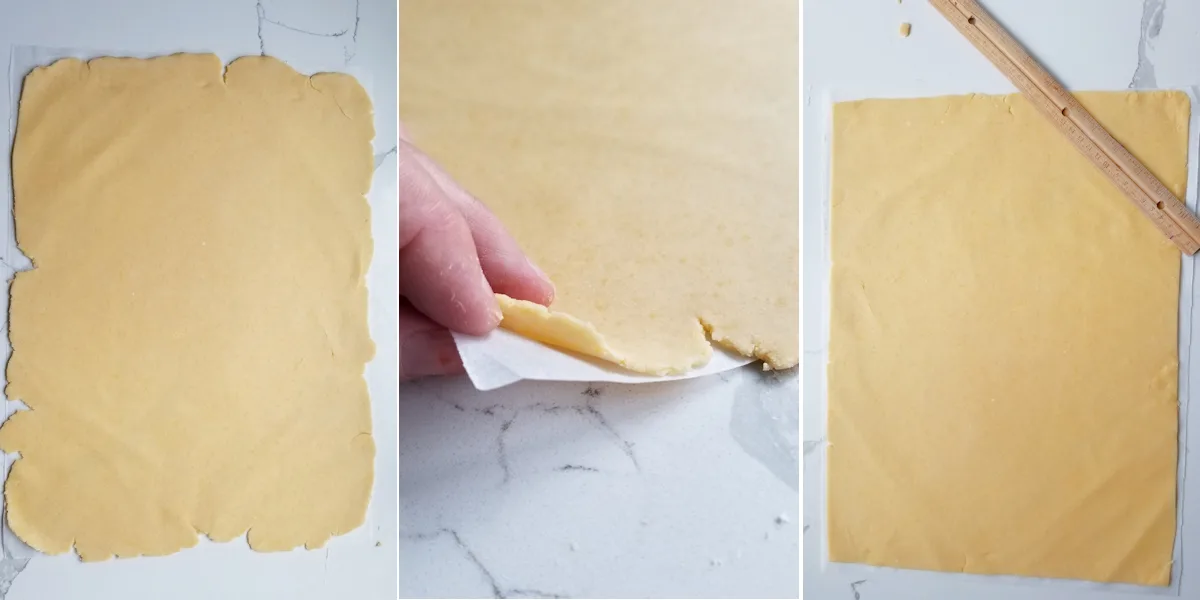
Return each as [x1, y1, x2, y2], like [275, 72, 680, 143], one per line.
[828, 91, 1187, 585]
[1, 54, 376, 560]
[399, 0, 799, 375]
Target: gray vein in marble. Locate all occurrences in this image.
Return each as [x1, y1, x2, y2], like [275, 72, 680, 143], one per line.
[402, 529, 501, 596]
[497, 415, 516, 484]
[583, 404, 639, 470]
[850, 579, 867, 600]
[400, 530, 443, 542]
[255, 0, 266, 56]
[528, 400, 640, 471]
[402, 529, 568, 599]
[445, 529, 504, 598]
[506, 590, 569, 599]
[473, 404, 503, 417]
[345, 0, 363, 62]
[555, 464, 599, 473]
[803, 438, 825, 456]
[1130, 0, 1165, 88]
[445, 381, 643, 485]
[352, 0, 361, 42]
[0, 559, 28, 600]
[575, 382, 638, 467]
[262, 16, 348, 37]
[438, 395, 504, 417]
[255, 0, 359, 63]
[374, 146, 398, 170]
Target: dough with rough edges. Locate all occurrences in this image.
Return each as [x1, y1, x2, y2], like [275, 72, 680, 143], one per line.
[1, 54, 375, 561]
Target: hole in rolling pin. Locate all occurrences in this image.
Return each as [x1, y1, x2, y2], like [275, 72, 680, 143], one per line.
[968, 16, 976, 25]
[1158, 201, 1165, 209]
[1061, 107, 1069, 117]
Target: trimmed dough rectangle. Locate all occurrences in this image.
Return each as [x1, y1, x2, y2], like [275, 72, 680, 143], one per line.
[828, 91, 1187, 585]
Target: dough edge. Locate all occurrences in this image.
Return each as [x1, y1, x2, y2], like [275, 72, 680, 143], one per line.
[500, 294, 799, 375]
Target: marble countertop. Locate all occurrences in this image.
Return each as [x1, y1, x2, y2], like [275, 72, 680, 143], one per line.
[806, 0, 1200, 598]
[400, 368, 800, 599]
[0, 1, 398, 598]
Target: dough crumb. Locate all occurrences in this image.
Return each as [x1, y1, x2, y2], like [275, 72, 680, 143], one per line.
[900, 22, 912, 37]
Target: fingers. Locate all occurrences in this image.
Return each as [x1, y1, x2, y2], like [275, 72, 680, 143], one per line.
[400, 299, 464, 381]
[403, 142, 556, 306]
[400, 141, 501, 335]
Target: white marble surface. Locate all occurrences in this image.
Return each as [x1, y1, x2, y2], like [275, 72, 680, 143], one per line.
[804, 0, 1200, 598]
[400, 367, 800, 599]
[0, 1, 398, 598]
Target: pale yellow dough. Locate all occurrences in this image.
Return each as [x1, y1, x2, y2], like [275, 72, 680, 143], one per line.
[2, 54, 376, 561]
[829, 91, 1187, 585]
[399, 0, 799, 374]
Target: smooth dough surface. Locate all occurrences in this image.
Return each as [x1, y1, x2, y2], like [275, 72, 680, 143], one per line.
[828, 91, 1187, 585]
[399, 0, 799, 374]
[2, 54, 376, 560]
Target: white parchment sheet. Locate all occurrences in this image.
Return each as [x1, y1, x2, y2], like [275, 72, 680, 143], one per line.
[453, 328, 754, 392]
[809, 87, 1200, 596]
[1, 45, 387, 560]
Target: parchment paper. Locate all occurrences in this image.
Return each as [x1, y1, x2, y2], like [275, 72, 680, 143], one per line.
[454, 329, 753, 392]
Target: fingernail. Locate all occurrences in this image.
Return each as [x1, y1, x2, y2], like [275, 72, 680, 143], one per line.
[401, 330, 464, 379]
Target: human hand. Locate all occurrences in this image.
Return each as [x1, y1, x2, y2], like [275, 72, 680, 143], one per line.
[399, 125, 554, 381]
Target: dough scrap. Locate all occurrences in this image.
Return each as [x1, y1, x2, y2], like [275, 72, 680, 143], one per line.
[399, 0, 799, 374]
[2, 54, 376, 561]
[828, 91, 1187, 586]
